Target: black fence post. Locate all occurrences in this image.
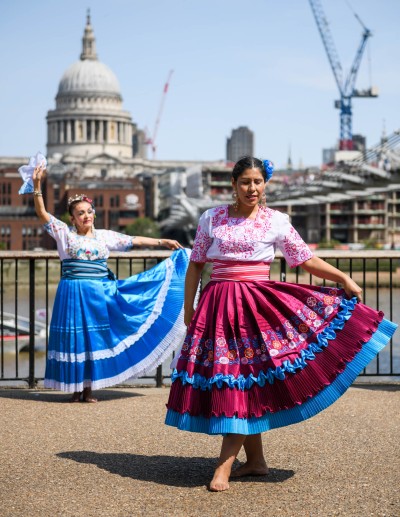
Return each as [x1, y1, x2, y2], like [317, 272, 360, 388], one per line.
[28, 258, 36, 388]
[156, 365, 163, 387]
[280, 258, 286, 282]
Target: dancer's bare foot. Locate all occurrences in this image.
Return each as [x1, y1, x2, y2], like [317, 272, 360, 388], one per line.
[82, 387, 97, 403]
[230, 461, 269, 478]
[209, 466, 230, 492]
[69, 391, 82, 403]
[209, 433, 246, 491]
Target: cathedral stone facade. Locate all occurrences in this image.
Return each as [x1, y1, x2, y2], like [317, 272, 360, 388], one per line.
[47, 13, 140, 162]
[0, 12, 202, 250]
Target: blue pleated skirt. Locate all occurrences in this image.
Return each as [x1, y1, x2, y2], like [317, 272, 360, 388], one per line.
[44, 249, 189, 392]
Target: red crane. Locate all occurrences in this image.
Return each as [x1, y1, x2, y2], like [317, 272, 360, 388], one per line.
[145, 70, 174, 159]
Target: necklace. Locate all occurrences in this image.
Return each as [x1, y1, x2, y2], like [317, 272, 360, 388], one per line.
[229, 204, 259, 220]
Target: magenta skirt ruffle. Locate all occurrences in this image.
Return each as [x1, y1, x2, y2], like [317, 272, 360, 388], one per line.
[166, 279, 396, 433]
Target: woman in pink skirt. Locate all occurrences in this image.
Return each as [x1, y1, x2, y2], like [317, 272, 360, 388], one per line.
[165, 156, 397, 491]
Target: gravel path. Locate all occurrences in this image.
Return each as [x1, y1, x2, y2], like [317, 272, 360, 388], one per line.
[0, 385, 399, 517]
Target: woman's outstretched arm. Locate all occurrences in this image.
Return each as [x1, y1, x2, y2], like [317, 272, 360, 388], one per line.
[132, 236, 183, 250]
[300, 255, 362, 301]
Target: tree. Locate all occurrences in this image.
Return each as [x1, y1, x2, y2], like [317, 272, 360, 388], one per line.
[60, 212, 71, 225]
[125, 218, 160, 238]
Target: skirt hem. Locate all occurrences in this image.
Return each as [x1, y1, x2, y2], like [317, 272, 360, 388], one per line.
[165, 318, 397, 435]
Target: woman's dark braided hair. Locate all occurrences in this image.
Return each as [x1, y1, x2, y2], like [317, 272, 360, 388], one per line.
[231, 156, 274, 182]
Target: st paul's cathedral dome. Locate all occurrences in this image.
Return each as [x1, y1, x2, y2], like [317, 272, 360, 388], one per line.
[46, 12, 138, 160]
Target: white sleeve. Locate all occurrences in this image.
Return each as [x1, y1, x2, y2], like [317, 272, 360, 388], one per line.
[190, 211, 213, 262]
[275, 213, 314, 268]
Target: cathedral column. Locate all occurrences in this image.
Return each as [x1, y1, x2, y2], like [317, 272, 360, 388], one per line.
[103, 121, 108, 142]
[127, 123, 132, 144]
[66, 120, 72, 143]
[59, 120, 64, 143]
[109, 122, 116, 142]
[82, 120, 87, 142]
[99, 120, 104, 143]
[91, 120, 95, 143]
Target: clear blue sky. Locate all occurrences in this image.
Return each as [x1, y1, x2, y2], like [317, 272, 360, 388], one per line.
[0, 0, 399, 168]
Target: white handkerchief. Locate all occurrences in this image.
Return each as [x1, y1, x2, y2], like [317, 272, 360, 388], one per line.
[18, 152, 47, 195]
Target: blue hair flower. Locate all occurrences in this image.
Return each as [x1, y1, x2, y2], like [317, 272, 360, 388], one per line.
[263, 159, 274, 181]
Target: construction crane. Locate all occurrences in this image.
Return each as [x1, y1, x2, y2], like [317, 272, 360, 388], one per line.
[308, 0, 378, 150]
[145, 70, 174, 159]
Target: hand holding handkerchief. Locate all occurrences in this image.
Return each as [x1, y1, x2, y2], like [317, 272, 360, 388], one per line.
[18, 152, 47, 194]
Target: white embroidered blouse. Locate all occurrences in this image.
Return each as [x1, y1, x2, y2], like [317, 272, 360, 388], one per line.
[190, 205, 313, 268]
[43, 215, 134, 261]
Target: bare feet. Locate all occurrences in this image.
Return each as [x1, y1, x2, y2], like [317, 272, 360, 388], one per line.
[69, 391, 82, 403]
[209, 466, 230, 492]
[230, 461, 269, 478]
[82, 387, 97, 403]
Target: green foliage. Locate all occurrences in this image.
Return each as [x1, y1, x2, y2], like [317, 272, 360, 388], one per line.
[317, 238, 341, 249]
[125, 218, 160, 238]
[361, 238, 380, 250]
[60, 212, 71, 225]
[325, 258, 399, 272]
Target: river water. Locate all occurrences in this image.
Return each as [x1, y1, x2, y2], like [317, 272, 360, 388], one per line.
[1, 286, 399, 385]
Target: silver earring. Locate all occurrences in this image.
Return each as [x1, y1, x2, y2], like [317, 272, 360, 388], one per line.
[259, 192, 266, 206]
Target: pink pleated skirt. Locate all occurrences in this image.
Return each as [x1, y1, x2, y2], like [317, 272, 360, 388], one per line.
[165, 261, 397, 435]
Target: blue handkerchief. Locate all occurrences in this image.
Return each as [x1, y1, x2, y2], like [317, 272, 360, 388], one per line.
[18, 152, 47, 195]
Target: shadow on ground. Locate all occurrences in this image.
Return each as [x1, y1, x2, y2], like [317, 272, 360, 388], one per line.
[57, 451, 295, 487]
[0, 389, 144, 403]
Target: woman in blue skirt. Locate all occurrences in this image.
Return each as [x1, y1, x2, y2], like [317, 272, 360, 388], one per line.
[31, 161, 188, 403]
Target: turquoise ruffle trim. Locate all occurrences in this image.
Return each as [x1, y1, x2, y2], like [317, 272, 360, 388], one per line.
[172, 296, 357, 390]
[165, 318, 397, 435]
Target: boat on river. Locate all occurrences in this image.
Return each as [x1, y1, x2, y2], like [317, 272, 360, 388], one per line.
[0, 312, 47, 353]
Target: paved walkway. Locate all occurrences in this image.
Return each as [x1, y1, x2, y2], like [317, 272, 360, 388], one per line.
[0, 385, 399, 517]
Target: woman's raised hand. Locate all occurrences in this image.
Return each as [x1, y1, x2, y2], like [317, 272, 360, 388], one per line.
[33, 161, 46, 183]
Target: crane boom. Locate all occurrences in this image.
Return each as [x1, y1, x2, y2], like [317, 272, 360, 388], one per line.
[308, 0, 376, 151]
[149, 69, 174, 159]
[308, 0, 343, 93]
[344, 27, 370, 96]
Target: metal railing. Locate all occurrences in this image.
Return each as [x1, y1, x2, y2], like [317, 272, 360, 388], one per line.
[1, 250, 399, 388]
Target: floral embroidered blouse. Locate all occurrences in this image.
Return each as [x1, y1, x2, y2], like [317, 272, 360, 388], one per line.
[190, 205, 313, 268]
[43, 215, 134, 261]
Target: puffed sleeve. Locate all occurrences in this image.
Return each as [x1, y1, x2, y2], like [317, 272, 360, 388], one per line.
[190, 210, 213, 262]
[99, 230, 133, 251]
[43, 215, 69, 248]
[275, 213, 313, 268]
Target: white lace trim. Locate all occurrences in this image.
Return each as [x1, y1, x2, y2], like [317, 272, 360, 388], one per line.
[47, 257, 174, 363]
[43, 305, 186, 392]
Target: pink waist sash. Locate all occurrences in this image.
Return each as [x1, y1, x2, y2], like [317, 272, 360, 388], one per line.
[210, 260, 271, 281]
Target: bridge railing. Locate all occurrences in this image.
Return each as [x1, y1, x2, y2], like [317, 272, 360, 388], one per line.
[1, 250, 399, 388]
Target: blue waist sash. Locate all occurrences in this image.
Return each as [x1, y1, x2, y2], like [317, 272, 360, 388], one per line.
[61, 259, 116, 280]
